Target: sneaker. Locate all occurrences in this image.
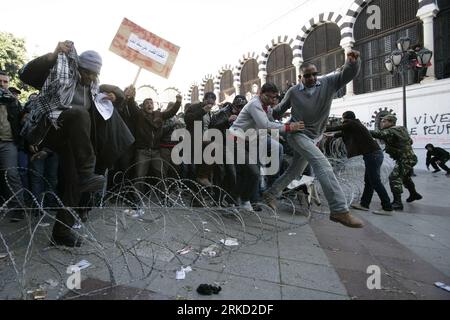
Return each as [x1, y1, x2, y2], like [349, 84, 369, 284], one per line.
[240, 201, 254, 212]
[262, 192, 277, 211]
[330, 212, 364, 228]
[432, 169, 441, 173]
[373, 209, 394, 216]
[79, 174, 105, 193]
[351, 203, 370, 212]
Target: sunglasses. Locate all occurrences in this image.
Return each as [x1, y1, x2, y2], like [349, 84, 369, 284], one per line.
[263, 93, 278, 100]
[234, 97, 247, 106]
[303, 72, 319, 79]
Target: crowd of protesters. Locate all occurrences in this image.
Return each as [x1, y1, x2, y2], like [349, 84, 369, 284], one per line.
[1, 40, 436, 247]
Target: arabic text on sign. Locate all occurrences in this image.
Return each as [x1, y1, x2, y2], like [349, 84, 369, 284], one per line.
[127, 33, 169, 65]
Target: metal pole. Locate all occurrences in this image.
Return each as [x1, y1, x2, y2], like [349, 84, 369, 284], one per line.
[133, 67, 142, 87]
[402, 68, 407, 128]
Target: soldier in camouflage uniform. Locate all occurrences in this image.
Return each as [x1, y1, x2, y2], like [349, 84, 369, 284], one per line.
[370, 115, 423, 211]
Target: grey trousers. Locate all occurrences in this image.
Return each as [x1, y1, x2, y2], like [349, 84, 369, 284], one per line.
[266, 133, 348, 214]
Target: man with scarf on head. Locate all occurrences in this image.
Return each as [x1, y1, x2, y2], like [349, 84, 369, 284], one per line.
[19, 41, 134, 247]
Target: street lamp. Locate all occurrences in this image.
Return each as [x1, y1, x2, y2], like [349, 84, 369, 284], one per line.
[384, 37, 433, 128]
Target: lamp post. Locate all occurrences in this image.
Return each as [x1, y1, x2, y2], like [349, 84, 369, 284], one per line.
[384, 37, 433, 128]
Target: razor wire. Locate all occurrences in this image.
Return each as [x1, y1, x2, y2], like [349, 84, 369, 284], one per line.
[0, 143, 394, 300]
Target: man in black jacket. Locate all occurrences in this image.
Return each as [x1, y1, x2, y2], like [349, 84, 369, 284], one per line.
[209, 96, 247, 205]
[184, 92, 216, 187]
[134, 95, 182, 193]
[0, 70, 26, 221]
[326, 111, 393, 215]
[425, 144, 450, 175]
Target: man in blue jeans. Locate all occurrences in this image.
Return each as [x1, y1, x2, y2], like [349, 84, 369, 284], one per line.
[262, 50, 364, 228]
[326, 111, 394, 216]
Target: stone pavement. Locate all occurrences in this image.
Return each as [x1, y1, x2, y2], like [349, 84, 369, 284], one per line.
[0, 170, 449, 300]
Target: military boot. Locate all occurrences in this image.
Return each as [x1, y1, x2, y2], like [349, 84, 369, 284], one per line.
[391, 193, 404, 211]
[404, 181, 423, 203]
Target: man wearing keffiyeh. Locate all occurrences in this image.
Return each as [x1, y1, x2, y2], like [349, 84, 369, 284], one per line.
[19, 41, 134, 247]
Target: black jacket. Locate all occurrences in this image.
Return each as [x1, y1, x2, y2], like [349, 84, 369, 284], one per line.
[135, 101, 181, 150]
[326, 119, 381, 158]
[0, 90, 22, 145]
[19, 53, 55, 90]
[209, 105, 234, 135]
[426, 147, 450, 166]
[117, 97, 140, 138]
[184, 102, 209, 135]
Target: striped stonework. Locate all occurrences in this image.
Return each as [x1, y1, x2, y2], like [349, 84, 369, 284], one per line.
[199, 74, 215, 99]
[295, 11, 346, 61]
[259, 35, 296, 73]
[236, 52, 260, 87]
[216, 64, 235, 92]
[187, 82, 199, 104]
[418, 0, 437, 10]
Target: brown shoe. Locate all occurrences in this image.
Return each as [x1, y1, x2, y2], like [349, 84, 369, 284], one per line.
[330, 212, 364, 228]
[262, 192, 277, 211]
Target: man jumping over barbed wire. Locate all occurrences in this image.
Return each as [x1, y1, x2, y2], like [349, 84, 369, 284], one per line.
[262, 50, 364, 229]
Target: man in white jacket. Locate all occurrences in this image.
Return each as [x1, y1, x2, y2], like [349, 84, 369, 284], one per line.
[228, 82, 304, 211]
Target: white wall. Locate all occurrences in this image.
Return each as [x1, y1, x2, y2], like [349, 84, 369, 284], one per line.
[331, 78, 450, 169]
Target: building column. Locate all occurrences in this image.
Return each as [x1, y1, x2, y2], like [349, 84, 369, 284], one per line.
[292, 57, 303, 84]
[417, 3, 440, 81]
[233, 81, 240, 95]
[340, 39, 355, 96]
[214, 88, 221, 103]
[259, 71, 267, 86]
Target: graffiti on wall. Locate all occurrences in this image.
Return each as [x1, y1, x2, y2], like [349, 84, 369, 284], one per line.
[410, 113, 450, 147]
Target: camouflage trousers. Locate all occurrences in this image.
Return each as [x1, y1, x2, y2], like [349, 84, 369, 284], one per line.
[389, 155, 418, 195]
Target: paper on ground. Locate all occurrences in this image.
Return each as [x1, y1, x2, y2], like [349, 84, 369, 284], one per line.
[75, 260, 91, 270]
[287, 175, 315, 190]
[220, 238, 239, 246]
[201, 244, 219, 257]
[435, 282, 450, 292]
[176, 266, 193, 280]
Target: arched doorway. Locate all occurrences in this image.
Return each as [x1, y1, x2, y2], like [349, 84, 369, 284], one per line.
[191, 86, 199, 103]
[219, 70, 235, 103]
[353, 0, 422, 94]
[266, 44, 296, 94]
[240, 59, 260, 101]
[303, 23, 345, 77]
[203, 79, 214, 94]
